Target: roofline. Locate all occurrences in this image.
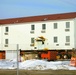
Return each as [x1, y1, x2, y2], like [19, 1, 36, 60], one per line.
[0, 12, 76, 25]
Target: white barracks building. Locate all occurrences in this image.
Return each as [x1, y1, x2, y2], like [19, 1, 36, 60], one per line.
[0, 12, 76, 59]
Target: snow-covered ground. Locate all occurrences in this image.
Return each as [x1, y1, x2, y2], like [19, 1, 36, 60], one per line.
[0, 59, 76, 70]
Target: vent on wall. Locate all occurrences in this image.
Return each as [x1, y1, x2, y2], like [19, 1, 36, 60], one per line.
[30, 31, 34, 33]
[56, 44, 59, 46]
[4, 33, 8, 35]
[65, 29, 70, 31]
[41, 30, 46, 33]
[65, 43, 70, 45]
[34, 47, 37, 49]
[4, 45, 8, 47]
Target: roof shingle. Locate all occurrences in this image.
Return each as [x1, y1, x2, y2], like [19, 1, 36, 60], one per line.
[0, 12, 76, 25]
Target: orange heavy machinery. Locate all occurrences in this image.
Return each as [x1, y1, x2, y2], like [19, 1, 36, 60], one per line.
[35, 36, 72, 60]
[0, 51, 5, 59]
[20, 36, 73, 61]
[40, 50, 72, 61]
[70, 51, 76, 67]
[41, 51, 57, 61]
[20, 50, 72, 61]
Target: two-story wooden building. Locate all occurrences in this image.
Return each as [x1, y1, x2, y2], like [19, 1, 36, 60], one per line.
[0, 12, 76, 59]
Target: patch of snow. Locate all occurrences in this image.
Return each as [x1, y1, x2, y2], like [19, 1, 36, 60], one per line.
[0, 59, 76, 70]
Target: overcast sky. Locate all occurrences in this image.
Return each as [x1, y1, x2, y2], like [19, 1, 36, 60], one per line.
[0, 0, 76, 19]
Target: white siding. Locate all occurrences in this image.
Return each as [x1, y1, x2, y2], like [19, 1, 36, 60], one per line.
[6, 50, 20, 60]
[0, 18, 76, 60]
[0, 26, 1, 49]
[0, 19, 75, 51]
[74, 18, 76, 49]
[0, 25, 3, 50]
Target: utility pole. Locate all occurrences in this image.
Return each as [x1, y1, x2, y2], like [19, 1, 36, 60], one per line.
[17, 44, 19, 75]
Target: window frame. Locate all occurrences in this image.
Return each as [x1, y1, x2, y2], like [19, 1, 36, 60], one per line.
[66, 36, 70, 42]
[31, 25, 35, 30]
[31, 38, 34, 43]
[54, 23, 57, 29]
[5, 39, 8, 44]
[54, 36, 58, 43]
[5, 27, 9, 32]
[66, 22, 70, 28]
[42, 24, 46, 30]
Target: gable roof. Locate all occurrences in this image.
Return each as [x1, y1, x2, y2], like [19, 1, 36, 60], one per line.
[0, 12, 76, 25]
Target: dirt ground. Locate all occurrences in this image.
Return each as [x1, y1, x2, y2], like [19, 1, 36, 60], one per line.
[0, 69, 76, 75]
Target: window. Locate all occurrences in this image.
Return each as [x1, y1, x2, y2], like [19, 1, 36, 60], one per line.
[42, 24, 46, 30]
[5, 27, 9, 32]
[66, 22, 70, 28]
[54, 37, 58, 43]
[66, 36, 70, 42]
[31, 38, 34, 43]
[5, 39, 8, 44]
[54, 23, 57, 29]
[31, 25, 35, 30]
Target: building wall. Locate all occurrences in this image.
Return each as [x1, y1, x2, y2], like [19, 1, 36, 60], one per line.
[0, 25, 3, 50]
[44, 19, 74, 50]
[0, 26, 1, 49]
[74, 18, 76, 49]
[0, 19, 75, 51]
